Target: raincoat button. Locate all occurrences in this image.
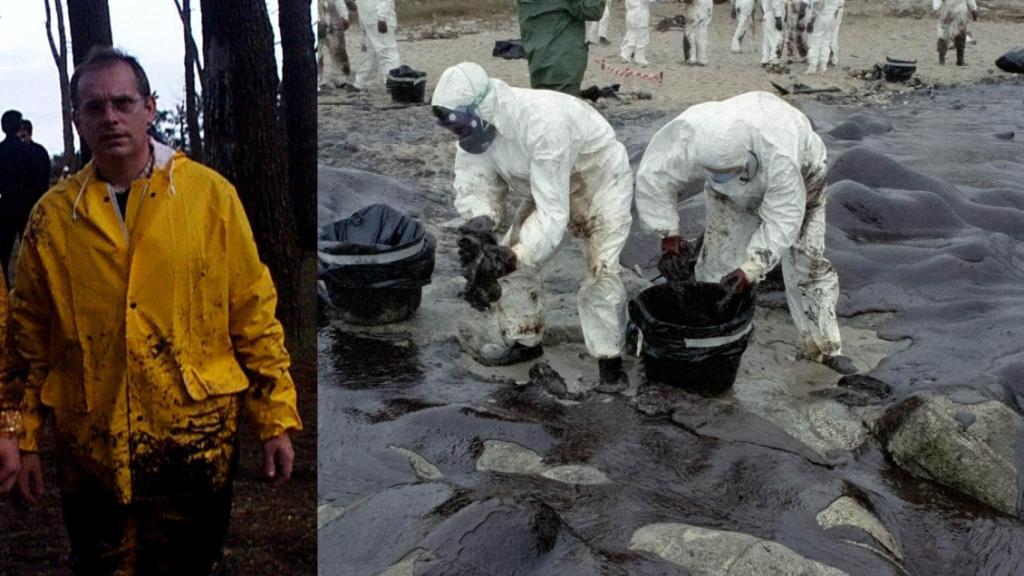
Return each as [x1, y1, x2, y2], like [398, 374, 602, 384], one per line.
[130, 302, 137, 309]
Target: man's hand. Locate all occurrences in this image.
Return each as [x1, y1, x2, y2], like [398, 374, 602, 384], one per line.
[377, 19, 388, 34]
[17, 452, 44, 504]
[339, 17, 350, 31]
[263, 432, 294, 485]
[971, 9, 978, 21]
[806, 17, 814, 33]
[774, 16, 783, 31]
[0, 437, 19, 493]
[657, 235, 694, 282]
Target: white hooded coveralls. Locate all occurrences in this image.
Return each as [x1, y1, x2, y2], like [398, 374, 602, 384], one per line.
[634, 91, 842, 359]
[432, 63, 634, 359]
[587, 3, 612, 44]
[318, 0, 351, 88]
[682, 0, 713, 65]
[731, 0, 757, 54]
[352, 0, 401, 91]
[620, 0, 652, 65]
[805, 0, 844, 73]
[934, 0, 976, 45]
[760, 0, 787, 65]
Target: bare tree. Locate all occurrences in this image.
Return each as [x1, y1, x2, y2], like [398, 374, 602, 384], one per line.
[66, 0, 111, 165]
[43, 0, 76, 173]
[173, 0, 204, 160]
[279, 0, 317, 251]
[66, 0, 112, 65]
[199, 0, 305, 344]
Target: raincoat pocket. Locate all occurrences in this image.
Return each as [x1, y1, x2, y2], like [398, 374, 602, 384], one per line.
[39, 368, 89, 413]
[179, 360, 249, 402]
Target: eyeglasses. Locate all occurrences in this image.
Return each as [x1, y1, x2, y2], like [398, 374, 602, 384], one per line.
[77, 95, 146, 118]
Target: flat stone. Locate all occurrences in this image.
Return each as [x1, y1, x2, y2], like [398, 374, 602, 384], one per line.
[629, 523, 848, 575]
[476, 439, 546, 475]
[389, 445, 444, 481]
[816, 496, 902, 560]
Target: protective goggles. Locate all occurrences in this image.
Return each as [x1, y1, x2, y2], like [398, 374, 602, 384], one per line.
[433, 105, 484, 138]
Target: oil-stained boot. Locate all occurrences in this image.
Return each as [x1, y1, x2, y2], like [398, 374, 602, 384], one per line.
[954, 35, 966, 66]
[937, 38, 947, 65]
[595, 357, 629, 394]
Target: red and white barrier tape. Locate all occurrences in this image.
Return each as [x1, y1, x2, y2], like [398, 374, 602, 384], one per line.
[597, 59, 664, 84]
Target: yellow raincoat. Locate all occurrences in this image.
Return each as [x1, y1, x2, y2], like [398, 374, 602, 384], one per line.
[11, 141, 301, 503]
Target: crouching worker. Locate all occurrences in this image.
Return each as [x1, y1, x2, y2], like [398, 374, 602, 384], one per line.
[634, 91, 858, 375]
[10, 47, 301, 575]
[432, 62, 634, 392]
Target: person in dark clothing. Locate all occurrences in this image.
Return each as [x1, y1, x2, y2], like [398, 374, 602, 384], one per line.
[518, 0, 607, 96]
[17, 119, 52, 210]
[0, 110, 34, 274]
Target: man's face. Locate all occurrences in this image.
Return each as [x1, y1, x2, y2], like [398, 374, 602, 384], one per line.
[73, 61, 156, 166]
[16, 127, 29, 143]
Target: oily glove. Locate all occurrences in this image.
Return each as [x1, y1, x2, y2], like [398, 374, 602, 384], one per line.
[462, 243, 517, 311]
[774, 16, 783, 31]
[457, 217, 516, 311]
[971, 9, 978, 20]
[657, 235, 696, 282]
[806, 17, 814, 34]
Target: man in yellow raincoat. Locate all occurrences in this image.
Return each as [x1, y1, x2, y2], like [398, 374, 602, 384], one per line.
[9, 47, 301, 575]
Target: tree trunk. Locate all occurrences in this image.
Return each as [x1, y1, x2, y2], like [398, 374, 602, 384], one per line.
[44, 0, 77, 173]
[66, 0, 112, 165]
[200, 0, 305, 347]
[278, 0, 318, 251]
[175, 0, 204, 161]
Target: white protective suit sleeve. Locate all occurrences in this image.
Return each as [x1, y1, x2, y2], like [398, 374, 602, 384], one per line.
[452, 146, 509, 226]
[739, 153, 806, 282]
[634, 117, 700, 238]
[512, 131, 574, 268]
[375, 0, 396, 23]
[334, 0, 349, 20]
[967, 0, 977, 11]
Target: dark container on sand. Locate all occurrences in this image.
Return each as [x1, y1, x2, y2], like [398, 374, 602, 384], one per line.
[627, 282, 755, 395]
[318, 204, 435, 325]
[386, 65, 428, 104]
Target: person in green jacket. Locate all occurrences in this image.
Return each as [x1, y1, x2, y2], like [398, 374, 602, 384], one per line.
[519, 0, 607, 96]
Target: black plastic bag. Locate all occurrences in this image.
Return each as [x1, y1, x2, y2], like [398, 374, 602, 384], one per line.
[628, 282, 756, 395]
[995, 48, 1024, 74]
[492, 39, 527, 60]
[318, 204, 435, 291]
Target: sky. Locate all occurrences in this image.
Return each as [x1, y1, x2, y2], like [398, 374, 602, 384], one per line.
[0, 1, 316, 156]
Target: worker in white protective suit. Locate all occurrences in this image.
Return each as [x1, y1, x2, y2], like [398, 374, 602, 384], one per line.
[317, 0, 353, 89]
[620, 0, 652, 66]
[934, 0, 978, 66]
[804, 0, 844, 74]
[681, 0, 713, 66]
[730, 0, 758, 54]
[587, 3, 612, 45]
[760, 0, 787, 66]
[828, 0, 844, 66]
[787, 0, 810, 63]
[351, 0, 401, 92]
[431, 62, 635, 392]
[634, 91, 858, 375]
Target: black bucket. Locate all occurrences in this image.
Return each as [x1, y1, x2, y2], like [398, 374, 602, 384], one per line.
[627, 282, 755, 395]
[386, 65, 427, 104]
[318, 204, 435, 325]
[881, 57, 917, 82]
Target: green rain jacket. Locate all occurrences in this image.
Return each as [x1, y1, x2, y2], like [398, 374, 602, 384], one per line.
[518, 0, 606, 96]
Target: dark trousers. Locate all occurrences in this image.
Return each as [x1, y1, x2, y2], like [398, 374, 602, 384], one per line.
[61, 483, 233, 576]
